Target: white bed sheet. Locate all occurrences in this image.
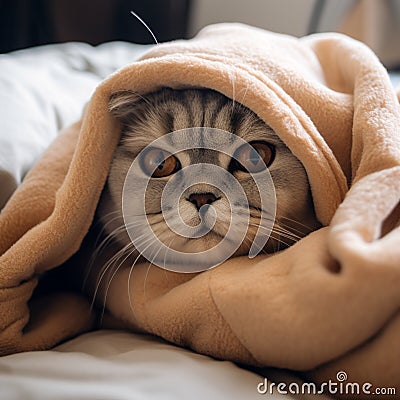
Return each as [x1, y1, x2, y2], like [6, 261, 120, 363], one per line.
[0, 330, 287, 400]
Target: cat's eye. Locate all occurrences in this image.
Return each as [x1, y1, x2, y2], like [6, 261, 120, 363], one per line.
[232, 141, 275, 173]
[141, 148, 181, 178]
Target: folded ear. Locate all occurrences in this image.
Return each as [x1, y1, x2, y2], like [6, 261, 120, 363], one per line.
[108, 90, 144, 123]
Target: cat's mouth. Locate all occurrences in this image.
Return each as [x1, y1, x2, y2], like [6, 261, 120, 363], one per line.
[146, 203, 261, 256]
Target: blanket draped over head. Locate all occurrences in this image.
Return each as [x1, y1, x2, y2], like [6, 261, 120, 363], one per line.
[1, 24, 399, 394]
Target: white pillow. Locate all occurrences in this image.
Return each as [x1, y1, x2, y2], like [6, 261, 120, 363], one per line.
[390, 72, 400, 91]
[0, 41, 151, 209]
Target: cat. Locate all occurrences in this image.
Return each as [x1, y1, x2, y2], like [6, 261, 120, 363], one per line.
[91, 87, 320, 278]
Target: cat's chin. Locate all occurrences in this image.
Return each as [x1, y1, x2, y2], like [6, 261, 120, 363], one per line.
[165, 231, 225, 254]
[157, 232, 266, 260]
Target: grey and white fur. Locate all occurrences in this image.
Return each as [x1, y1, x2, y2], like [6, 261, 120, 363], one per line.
[93, 88, 320, 273]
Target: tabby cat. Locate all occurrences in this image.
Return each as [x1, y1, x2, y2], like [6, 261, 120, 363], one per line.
[92, 88, 319, 276]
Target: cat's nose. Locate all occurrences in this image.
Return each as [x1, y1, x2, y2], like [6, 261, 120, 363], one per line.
[188, 192, 217, 210]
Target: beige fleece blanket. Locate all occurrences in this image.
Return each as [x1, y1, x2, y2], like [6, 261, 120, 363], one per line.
[1, 24, 400, 397]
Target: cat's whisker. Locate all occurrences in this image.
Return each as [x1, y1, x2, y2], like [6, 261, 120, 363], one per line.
[93, 240, 134, 291]
[95, 232, 150, 312]
[270, 229, 298, 245]
[268, 233, 293, 248]
[240, 234, 256, 249]
[247, 221, 301, 247]
[271, 228, 301, 243]
[144, 239, 166, 290]
[90, 241, 134, 311]
[275, 223, 306, 237]
[83, 220, 144, 290]
[274, 221, 306, 240]
[248, 210, 276, 223]
[247, 215, 306, 242]
[273, 225, 303, 241]
[82, 212, 123, 285]
[239, 79, 251, 107]
[91, 220, 133, 256]
[92, 210, 121, 234]
[90, 226, 150, 305]
[272, 233, 281, 253]
[130, 10, 159, 46]
[159, 235, 177, 271]
[92, 226, 125, 255]
[95, 219, 148, 251]
[127, 236, 158, 318]
[229, 71, 236, 116]
[92, 213, 124, 250]
[99, 245, 139, 324]
[142, 234, 173, 303]
[279, 216, 317, 233]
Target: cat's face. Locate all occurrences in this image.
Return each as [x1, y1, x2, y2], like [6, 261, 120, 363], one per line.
[97, 88, 320, 268]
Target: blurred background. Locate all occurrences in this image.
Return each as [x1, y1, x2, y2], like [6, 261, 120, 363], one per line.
[0, 0, 399, 69]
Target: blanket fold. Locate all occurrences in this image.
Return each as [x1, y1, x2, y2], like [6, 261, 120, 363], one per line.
[1, 23, 399, 395]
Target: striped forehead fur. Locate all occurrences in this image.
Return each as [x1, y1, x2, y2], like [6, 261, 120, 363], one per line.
[109, 88, 282, 149]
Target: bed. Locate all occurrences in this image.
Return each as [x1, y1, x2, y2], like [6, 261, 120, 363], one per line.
[0, 40, 399, 400]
